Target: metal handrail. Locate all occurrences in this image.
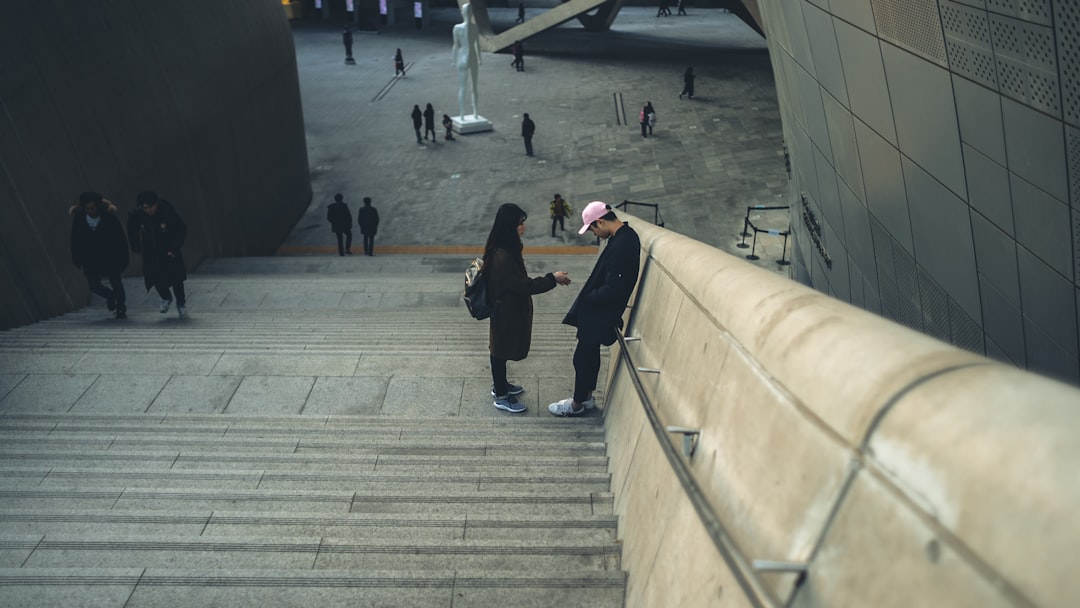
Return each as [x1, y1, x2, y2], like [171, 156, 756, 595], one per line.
[613, 329, 783, 608]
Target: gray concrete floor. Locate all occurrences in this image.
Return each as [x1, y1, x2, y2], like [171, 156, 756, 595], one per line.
[281, 7, 791, 272]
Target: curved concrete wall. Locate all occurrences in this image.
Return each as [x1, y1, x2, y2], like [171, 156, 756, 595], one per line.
[0, 0, 311, 329]
[755, 0, 1080, 384]
[608, 214, 1080, 606]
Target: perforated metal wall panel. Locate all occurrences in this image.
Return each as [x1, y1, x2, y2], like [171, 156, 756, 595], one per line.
[986, 0, 1053, 25]
[871, 0, 948, 64]
[871, 218, 899, 319]
[918, 269, 952, 339]
[1068, 125, 1080, 208]
[950, 299, 987, 353]
[943, 1, 999, 90]
[990, 13, 1060, 116]
[1055, 0, 1080, 126]
[892, 241, 924, 330]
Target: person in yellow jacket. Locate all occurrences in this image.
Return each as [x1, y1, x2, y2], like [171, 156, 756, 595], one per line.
[549, 193, 573, 237]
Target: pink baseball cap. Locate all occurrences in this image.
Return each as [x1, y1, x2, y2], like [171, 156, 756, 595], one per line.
[578, 201, 612, 234]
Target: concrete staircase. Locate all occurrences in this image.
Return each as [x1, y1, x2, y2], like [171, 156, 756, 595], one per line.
[0, 255, 624, 607]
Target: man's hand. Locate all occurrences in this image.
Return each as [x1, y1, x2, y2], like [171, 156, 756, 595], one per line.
[553, 271, 571, 285]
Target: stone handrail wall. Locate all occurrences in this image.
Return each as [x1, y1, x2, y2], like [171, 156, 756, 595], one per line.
[606, 215, 1080, 607]
[0, 1, 311, 329]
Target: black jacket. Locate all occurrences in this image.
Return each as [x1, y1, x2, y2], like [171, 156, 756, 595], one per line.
[70, 201, 129, 277]
[357, 205, 380, 235]
[127, 200, 188, 290]
[563, 223, 640, 345]
[411, 107, 422, 129]
[423, 106, 435, 129]
[327, 201, 352, 233]
[521, 116, 535, 138]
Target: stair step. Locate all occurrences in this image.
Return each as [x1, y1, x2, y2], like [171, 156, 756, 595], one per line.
[0, 568, 625, 607]
[0, 509, 618, 543]
[1, 534, 621, 571]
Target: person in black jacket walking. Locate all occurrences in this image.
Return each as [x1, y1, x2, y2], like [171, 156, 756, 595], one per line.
[411, 105, 423, 144]
[423, 103, 437, 141]
[521, 113, 535, 156]
[548, 202, 640, 416]
[327, 193, 353, 255]
[679, 66, 695, 99]
[70, 191, 130, 319]
[128, 191, 189, 317]
[356, 196, 380, 256]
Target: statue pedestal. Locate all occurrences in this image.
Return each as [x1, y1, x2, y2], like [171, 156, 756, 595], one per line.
[452, 115, 493, 134]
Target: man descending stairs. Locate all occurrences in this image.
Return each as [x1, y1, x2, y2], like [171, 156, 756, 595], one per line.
[0, 255, 624, 606]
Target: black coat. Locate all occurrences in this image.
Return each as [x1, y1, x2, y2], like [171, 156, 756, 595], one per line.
[127, 200, 188, 290]
[521, 117, 535, 138]
[488, 248, 557, 361]
[327, 201, 352, 233]
[357, 205, 380, 235]
[70, 202, 129, 277]
[563, 224, 640, 345]
[411, 107, 422, 129]
[423, 106, 435, 129]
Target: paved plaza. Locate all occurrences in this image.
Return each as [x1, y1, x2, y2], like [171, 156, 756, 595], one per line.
[281, 7, 790, 271]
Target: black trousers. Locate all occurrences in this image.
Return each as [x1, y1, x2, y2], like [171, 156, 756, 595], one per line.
[551, 216, 564, 236]
[155, 281, 186, 306]
[335, 230, 352, 255]
[490, 355, 509, 397]
[523, 136, 533, 156]
[572, 338, 602, 404]
[87, 273, 126, 312]
[362, 233, 375, 256]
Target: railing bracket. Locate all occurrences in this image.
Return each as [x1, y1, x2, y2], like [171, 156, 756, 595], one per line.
[666, 426, 700, 457]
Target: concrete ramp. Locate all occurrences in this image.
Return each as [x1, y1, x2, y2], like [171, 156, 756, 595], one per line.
[464, 0, 619, 52]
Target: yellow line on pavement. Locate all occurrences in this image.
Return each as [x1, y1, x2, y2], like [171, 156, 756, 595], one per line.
[276, 244, 599, 255]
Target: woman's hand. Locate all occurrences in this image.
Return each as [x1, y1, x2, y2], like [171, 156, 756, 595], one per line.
[553, 271, 571, 285]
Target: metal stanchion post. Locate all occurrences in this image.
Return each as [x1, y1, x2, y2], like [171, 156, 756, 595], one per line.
[737, 217, 750, 249]
[777, 231, 791, 266]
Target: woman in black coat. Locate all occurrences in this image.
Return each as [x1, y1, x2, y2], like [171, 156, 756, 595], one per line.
[484, 203, 571, 413]
[128, 191, 188, 316]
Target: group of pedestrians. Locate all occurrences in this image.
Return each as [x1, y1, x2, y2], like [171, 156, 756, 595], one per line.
[411, 103, 457, 143]
[483, 201, 640, 416]
[326, 193, 380, 256]
[639, 101, 656, 138]
[69, 190, 188, 319]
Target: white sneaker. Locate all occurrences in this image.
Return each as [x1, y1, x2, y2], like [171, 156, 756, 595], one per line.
[548, 398, 589, 417]
[177, 305, 186, 318]
[159, 298, 171, 313]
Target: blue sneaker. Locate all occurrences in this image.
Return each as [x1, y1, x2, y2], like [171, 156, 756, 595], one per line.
[490, 383, 524, 397]
[494, 394, 526, 413]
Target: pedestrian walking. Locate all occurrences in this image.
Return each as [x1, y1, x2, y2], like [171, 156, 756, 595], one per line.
[657, 0, 671, 17]
[70, 191, 129, 319]
[645, 101, 656, 136]
[356, 196, 380, 256]
[511, 40, 524, 72]
[679, 66, 695, 99]
[521, 113, 535, 156]
[677, 0, 687, 15]
[128, 191, 189, 318]
[423, 103, 436, 141]
[548, 202, 641, 416]
[394, 48, 405, 77]
[411, 104, 423, 144]
[639, 104, 649, 138]
[549, 193, 572, 236]
[343, 26, 354, 63]
[515, 2, 525, 23]
[442, 114, 455, 140]
[327, 193, 353, 256]
[484, 203, 571, 413]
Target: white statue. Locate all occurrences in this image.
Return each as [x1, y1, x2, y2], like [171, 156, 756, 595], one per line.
[452, 2, 481, 119]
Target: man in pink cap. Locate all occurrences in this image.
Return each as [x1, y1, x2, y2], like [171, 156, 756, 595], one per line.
[549, 202, 641, 416]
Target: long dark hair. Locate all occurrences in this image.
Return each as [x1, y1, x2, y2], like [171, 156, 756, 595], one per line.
[483, 203, 527, 271]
